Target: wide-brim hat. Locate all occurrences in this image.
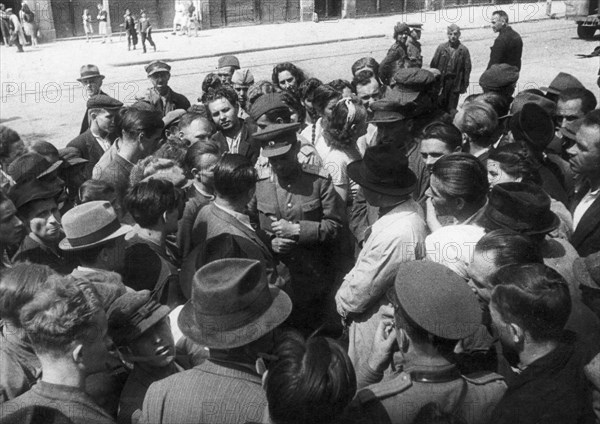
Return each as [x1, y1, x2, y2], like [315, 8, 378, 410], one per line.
[368, 99, 409, 123]
[347, 143, 417, 197]
[509, 103, 555, 150]
[8, 152, 63, 184]
[59, 201, 132, 251]
[77, 64, 105, 82]
[540, 72, 585, 96]
[178, 258, 292, 349]
[8, 179, 63, 209]
[59, 147, 89, 167]
[479, 182, 560, 235]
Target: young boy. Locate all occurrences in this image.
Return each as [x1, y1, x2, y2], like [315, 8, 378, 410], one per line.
[137, 11, 156, 53]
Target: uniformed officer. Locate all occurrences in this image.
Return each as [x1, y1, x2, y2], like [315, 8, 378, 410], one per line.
[140, 61, 191, 116]
[249, 123, 346, 335]
[347, 261, 507, 424]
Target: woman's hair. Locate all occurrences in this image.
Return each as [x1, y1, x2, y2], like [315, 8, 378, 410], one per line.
[326, 97, 366, 149]
[265, 330, 356, 424]
[272, 62, 306, 89]
[116, 106, 163, 140]
[312, 84, 343, 116]
[328, 79, 353, 95]
[124, 179, 180, 227]
[200, 73, 222, 102]
[488, 144, 542, 186]
[78, 179, 116, 204]
[0, 263, 56, 326]
[420, 122, 463, 151]
[298, 78, 323, 103]
[431, 153, 489, 205]
[280, 90, 306, 124]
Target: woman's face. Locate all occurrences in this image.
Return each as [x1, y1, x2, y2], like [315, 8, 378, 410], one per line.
[277, 71, 297, 91]
[487, 159, 520, 187]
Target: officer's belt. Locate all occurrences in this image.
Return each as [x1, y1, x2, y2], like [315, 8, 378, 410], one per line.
[409, 365, 461, 383]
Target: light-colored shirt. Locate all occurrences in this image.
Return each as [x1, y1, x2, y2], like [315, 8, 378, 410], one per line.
[90, 129, 111, 152]
[573, 188, 600, 230]
[300, 117, 324, 147]
[213, 202, 254, 231]
[225, 130, 242, 154]
[356, 123, 378, 157]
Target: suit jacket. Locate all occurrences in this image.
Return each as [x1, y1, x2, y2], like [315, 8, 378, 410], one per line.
[140, 87, 191, 117]
[12, 235, 77, 275]
[213, 119, 261, 165]
[570, 190, 600, 257]
[67, 129, 107, 180]
[487, 26, 523, 70]
[80, 90, 108, 135]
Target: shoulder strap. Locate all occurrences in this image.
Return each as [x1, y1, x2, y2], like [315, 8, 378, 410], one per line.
[356, 373, 413, 404]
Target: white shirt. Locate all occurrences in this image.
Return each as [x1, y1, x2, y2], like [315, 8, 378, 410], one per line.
[90, 129, 112, 152]
[573, 188, 600, 230]
[225, 130, 242, 154]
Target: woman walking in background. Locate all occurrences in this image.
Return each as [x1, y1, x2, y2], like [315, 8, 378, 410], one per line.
[19, 2, 36, 46]
[82, 8, 93, 42]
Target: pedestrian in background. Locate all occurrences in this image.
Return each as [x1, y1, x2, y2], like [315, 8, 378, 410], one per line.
[97, 2, 109, 44]
[82, 8, 93, 42]
[6, 8, 24, 52]
[138, 11, 156, 54]
[19, 2, 36, 46]
[0, 4, 10, 46]
[123, 9, 137, 51]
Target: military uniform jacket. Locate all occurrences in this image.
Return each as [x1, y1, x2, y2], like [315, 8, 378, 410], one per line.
[379, 42, 408, 85]
[140, 87, 191, 117]
[406, 38, 423, 68]
[250, 164, 346, 294]
[349, 362, 506, 424]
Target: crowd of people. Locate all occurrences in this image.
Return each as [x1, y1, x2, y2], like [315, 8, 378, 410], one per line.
[1, 10, 600, 424]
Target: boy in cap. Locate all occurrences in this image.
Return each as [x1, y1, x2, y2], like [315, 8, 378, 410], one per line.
[379, 22, 410, 85]
[140, 258, 291, 424]
[430, 24, 471, 112]
[68, 93, 123, 179]
[137, 11, 156, 53]
[109, 290, 182, 424]
[141, 61, 191, 116]
[348, 261, 506, 424]
[76, 64, 108, 134]
[216, 55, 240, 85]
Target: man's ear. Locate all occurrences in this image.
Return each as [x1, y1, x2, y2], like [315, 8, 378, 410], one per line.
[191, 167, 200, 178]
[454, 197, 466, 212]
[72, 343, 84, 365]
[510, 323, 524, 344]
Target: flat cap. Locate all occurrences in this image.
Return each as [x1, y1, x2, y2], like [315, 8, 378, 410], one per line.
[108, 290, 171, 347]
[393, 261, 483, 340]
[145, 60, 171, 76]
[479, 64, 519, 90]
[218, 55, 240, 69]
[394, 22, 410, 34]
[249, 93, 288, 121]
[252, 123, 300, 158]
[231, 69, 254, 85]
[391, 68, 436, 103]
[369, 99, 410, 123]
[87, 94, 123, 110]
[58, 147, 89, 167]
[162, 109, 187, 128]
[408, 22, 423, 30]
[541, 72, 585, 96]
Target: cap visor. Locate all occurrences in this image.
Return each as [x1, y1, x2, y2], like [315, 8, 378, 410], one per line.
[261, 144, 293, 158]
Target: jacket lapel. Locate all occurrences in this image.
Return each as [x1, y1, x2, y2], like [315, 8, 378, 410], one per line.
[210, 205, 271, 254]
[571, 196, 600, 248]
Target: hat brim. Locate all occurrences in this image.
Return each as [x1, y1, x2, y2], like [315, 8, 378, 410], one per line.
[178, 286, 292, 349]
[77, 75, 105, 82]
[479, 205, 560, 236]
[261, 144, 293, 158]
[347, 160, 417, 197]
[59, 224, 132, 251]
[368, 115, 405, 124]
[148, 69, 171, 77]
[540, 86, 559, 96]
[37, 160, 64, 178]
[63, 157, 89, 167]
[113, 304, 172, 345]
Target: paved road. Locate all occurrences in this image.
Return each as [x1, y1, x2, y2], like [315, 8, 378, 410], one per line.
[0, 18, 598, 148]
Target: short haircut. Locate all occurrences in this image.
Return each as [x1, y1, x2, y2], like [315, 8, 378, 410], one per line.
[352, 69, 378, 91]
[558, 87, 598, 114]
[272, 62, 306, 88]
[75, 237, 118, 265]
[178, 112, 205, 131]
[475, 229, 543, 268]
[19, 276, 103, 357]
[312, 84, 343, 115]
[488, 144, 542, 185]
[79, 179, 116, 204]
[454, 102, 498, 147]
[475, 92, 511, 119]
[183, 139, 223, 172]
[298, 78, 323, 103]
[203, 85, 238, 108]
[116, 106, 163, 139]
[351, 57, 380, 77]
[153, 139, 188, 167]
[0, 125, 21, 161]
[492, 10, 509, 23]
[490, 263, 571, 342]
[327, 97, 366, 148]
[0, 262, 56, 326]
[431, 153, 489, 204]
[421, 121, 463, 151]
[124, 179, 179, 227]
[265, 330, 356, 424]
[213, 154, 257, 200]
[328, 79, 353, 95]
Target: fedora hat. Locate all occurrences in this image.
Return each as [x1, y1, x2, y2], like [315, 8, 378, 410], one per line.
[8, 152, 63, 184]
[8, 179, 63, 210]
[541, 72, 584, 96]
[509, 103, 555, 150]
[368, 100, 411, 123]
[59, 201, 132, 251]
[479, 182, 559, 235]
[77, 64, 105, 82]
[178, 258, 292, 349]
[347, 143, 416, 196]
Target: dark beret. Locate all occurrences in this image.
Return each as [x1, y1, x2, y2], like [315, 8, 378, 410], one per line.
[479, 64, 519, 89]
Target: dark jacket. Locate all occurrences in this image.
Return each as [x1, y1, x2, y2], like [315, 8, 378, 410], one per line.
[379, 42, 408, 86]
[67, 129, 107, 179]
[213, 119, 261, 165]
[489, 332, 596, 424]
[570, 187, 600, 256]
[487, 26, 523, 70]
[430, 41, 472, 94]
[12, 235, 77, 275]
[79, 90, 108, 135]
[140, 87, 191, 117]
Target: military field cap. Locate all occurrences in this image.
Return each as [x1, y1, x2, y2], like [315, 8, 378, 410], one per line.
[560, 117, 584, 140]
[479, 182, 559, 236]
[218, 55, 240, 69]
[8, 152, 62, 184]
[8, 179, 63, 209]
[231, 69, 255, 85]
[479, 64, 519, 90]
[108, 290, 171, 347]
[573, 252, 600, 290]
[368, 99, 410, 123]
[541, 72, 585, 96]
[408, 22, 423, 30]
[145, 60, 171, 76]
[447, 24, 461, 32]
[77, 64, 105, 82]
[178, 258, 292, 349]
[509, 103, 555, 150]
[393, 261, 483, 340]
[252, 123, 300, 158]
[163, 109, 187, 128]
[391, 68, 436, 103]
[60, 201, 132, 251]
[249, 92, 288, 121]
[507, 91, 556, 117]
[87, 94, 123, 110]
[394, 22, 410, 34]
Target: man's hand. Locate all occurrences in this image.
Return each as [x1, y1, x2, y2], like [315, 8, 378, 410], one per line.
[271, 218, 300, 239]
[367, 319, 397, 374]
[271, 237, 296, 254]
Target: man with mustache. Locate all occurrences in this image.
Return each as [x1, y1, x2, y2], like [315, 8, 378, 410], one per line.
[141, 61, 191, 117]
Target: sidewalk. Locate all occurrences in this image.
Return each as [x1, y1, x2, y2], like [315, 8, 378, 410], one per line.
[101, 0, 565, 67]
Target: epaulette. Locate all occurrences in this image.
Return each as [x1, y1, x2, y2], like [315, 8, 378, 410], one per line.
[355, 372, 412, 404]
[462, 371, 505, 385]
[302, 163, 329, 179]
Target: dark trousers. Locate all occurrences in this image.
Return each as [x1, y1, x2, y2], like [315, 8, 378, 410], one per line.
[126, 31, 137, 50]
[140, 30, 155, 53]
